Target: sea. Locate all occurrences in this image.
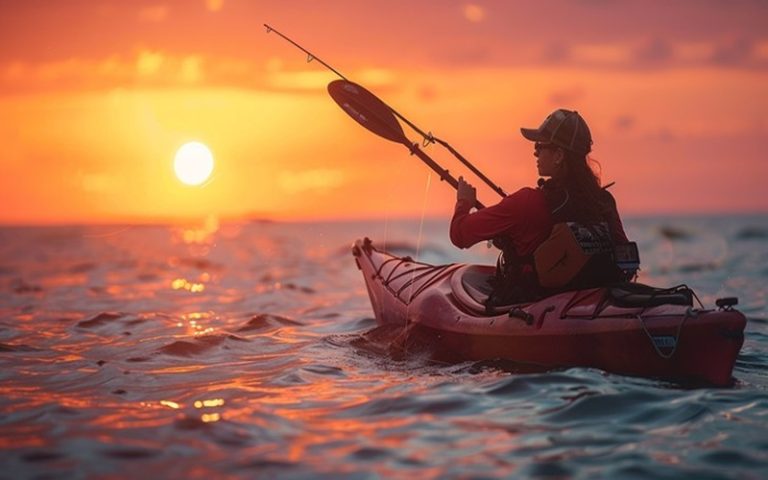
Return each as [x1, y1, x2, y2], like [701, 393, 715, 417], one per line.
[1, 214, 767, 479]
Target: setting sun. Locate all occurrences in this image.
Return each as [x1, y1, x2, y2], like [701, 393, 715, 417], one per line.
[174, 142, 214, 186]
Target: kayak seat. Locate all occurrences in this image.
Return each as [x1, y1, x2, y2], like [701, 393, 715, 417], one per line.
[461, 267, 494, 302]
[608, 283, 694, 308]
[451, 265, 502, 314]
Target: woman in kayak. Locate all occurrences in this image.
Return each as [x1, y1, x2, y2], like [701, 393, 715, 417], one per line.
[450, 109, 633, 305]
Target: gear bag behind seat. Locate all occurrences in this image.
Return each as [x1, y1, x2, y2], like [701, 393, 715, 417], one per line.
[534, 222, 618, 288]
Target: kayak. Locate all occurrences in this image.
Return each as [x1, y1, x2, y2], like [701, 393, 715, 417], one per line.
[352, 238, 746, 386]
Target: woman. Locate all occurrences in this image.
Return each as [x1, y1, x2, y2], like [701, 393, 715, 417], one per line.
[450, 109, 632, 305]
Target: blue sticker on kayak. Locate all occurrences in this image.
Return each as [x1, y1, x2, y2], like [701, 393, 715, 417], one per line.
[652, 336, 677, 348]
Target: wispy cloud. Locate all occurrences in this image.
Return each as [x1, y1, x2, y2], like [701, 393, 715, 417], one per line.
[278, 169, 345, 194]
[138, 5, 169, 23]
[0, 52, 400, 94]
[205, 0, 225, 12]
[540, 37, 768, 70]
[463, 4, 486, 23]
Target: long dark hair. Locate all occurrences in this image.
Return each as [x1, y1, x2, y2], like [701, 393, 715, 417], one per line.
[542, 151, 614, 223]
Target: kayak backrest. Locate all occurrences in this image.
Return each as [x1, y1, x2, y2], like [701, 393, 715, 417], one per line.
[608, 283, 694, 308]
[451, 264, 509, 315]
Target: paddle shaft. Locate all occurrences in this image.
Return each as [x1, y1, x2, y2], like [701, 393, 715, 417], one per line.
[406, 142, 485, 210]
[432, 137, 506, 198]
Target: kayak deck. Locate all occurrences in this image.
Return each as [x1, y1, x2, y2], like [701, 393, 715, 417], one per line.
[353, 238, 746, 386]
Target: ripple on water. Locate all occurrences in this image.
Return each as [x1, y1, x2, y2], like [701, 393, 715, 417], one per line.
[21, 451, 65, 463]
[0, 343, 42, 353]
[237, 313, 302, 332]
[698, 450, 766, 469]
[76, 311, 125, 328]
[542, 388, 714, 428]
[156, 334, 249, 357]
[101, 447, 160, 459]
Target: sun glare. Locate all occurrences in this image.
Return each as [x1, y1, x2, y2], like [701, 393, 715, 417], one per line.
[174, 142, 214, 186]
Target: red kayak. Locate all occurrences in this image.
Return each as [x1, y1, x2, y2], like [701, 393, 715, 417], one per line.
[352, 238, 746, 386]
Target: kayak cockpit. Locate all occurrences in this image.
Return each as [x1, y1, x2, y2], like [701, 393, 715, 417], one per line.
[450, 262, 699, 317]
[450, 264, 503, 314]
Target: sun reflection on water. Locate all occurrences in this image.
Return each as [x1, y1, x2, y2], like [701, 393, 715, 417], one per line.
[171, 277, 206, 292]
[201, 413, 221, 423]
[176, 312, 216, 336]
[194, 398, 225, 423]
[160, 400, 181, 409]
[174, 215, 220, 245]
[194, 399, 225, 408]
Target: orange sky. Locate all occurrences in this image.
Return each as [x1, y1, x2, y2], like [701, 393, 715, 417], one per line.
[1, 0, 767, 224]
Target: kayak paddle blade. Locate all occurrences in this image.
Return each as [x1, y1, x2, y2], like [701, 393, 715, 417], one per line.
[327, 80, 408, 145]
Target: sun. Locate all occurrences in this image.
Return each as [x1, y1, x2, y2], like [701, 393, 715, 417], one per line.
[174, 142, 214, 186]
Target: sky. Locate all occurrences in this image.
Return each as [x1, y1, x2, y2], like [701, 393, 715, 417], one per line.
[1, 0, 767, 224]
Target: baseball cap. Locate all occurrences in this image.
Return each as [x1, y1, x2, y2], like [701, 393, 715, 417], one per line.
[521, 109, 593, 154]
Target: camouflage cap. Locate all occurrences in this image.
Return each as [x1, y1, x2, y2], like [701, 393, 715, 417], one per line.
[521, 109, 593, 154]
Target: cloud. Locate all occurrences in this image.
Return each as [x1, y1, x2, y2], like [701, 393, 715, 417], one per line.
[136, 51, 164, 76]
[539, 37, 768, 70]
[463, 4, 486, 23]
[711, 38, 753, 66]
[266, 69, 336, 91]
[205, 0, 224, 12]
[635, 38, 674, 63]
[548, 87, 586, 106]
[752, 41, 768, 61]
[278, 169, 345, 194]
[0, 51, 218, 92]
[542, 42, 571, 63]
[613, 115, 635, 131]
[648, 128, 678, 143]
[430, 44, 492, 66]
[0, 49, 398, 95]
[138, 5, 169, 23]
[180, 56, 204, 83]
[674, 42, 716, 63]
[571, 43, 633, 65]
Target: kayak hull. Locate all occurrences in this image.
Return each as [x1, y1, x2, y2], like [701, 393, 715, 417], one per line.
[353, 238, 746, 386]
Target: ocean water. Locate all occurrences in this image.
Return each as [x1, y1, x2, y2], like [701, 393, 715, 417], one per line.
[1, 215, 767, 479]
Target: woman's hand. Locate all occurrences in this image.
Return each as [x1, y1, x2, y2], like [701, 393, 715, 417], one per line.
[457, 176, 477, 205]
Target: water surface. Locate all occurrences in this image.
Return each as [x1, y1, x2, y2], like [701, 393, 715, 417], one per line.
[1, 216, 767, 478]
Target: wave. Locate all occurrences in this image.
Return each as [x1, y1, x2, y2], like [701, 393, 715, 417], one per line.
[237, 313, 303, 332]
[156, 334, 248, 357]
[76, 312, 126, 328]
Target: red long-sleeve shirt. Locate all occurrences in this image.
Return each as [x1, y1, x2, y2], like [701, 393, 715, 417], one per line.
[450, 187, 629, 256]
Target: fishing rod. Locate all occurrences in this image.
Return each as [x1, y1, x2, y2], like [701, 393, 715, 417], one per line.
[264, 24, 507, 199]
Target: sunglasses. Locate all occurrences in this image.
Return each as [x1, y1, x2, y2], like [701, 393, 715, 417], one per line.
[534, 143, 559, 153]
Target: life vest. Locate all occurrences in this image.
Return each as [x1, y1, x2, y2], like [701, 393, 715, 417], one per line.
[533, 221, 614, 288]
[485, 184, 639, 308]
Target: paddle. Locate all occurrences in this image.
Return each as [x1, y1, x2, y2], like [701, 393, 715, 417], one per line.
[327, 79, 486, 210]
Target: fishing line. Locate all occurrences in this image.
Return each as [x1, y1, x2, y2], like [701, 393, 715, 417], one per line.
[264, 23, 507, 200]
[403, 170, 433, 350]
[382, 178, 397, 255]
[415, 171, 433, 267]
